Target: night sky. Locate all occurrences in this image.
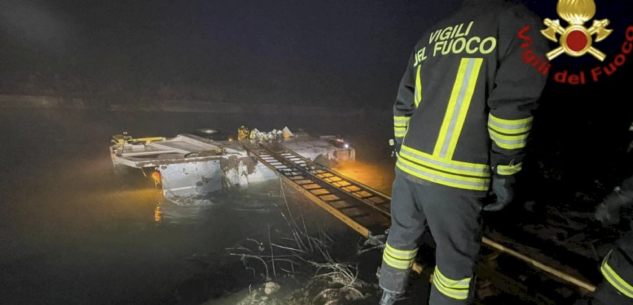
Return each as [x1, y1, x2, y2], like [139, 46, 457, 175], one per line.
[0, 0, 631, 103]
[0, 0, 466, 107]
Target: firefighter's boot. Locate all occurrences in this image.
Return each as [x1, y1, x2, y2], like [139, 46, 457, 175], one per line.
[379, 290, 403, 305]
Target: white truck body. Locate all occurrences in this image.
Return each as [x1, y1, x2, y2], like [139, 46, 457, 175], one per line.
[110, 129, 355, 205]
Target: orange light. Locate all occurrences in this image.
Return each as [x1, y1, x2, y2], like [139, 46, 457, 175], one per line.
[155, 206, 163, 223]
[151, 171, 161, 186]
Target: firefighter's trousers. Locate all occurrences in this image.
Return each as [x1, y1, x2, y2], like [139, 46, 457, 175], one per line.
[379, 167, 485, 305]
[592, 230, 633, 304]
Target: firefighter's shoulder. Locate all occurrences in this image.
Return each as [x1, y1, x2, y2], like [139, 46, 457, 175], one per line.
[496, 0, 542, 28]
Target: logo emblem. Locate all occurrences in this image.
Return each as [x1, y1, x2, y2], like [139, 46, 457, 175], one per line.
[541, 0, 612, 61]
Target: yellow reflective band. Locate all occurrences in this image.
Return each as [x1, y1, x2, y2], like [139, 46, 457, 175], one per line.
[446, 58, 482, 159]
[434, 58, 483, 159]
[489, 129, 528, 149]
[497, 163, 522, 175]
[396, 157, 490, 191]
[432, 267, 471, 300]
[398, 155, 489, 183]
[394, 116, 411, 124]
[435, 267, 471, 289]
[432, 268, 470, 300]
[433, 276, 469, 300]
[601, 255, 633, 298]
[386, 244, 418, 260]
[489, 114, 533, 134]
[415, 65, 422, 107]
[395, 126, 407, 137]
[401, 145, 490, 178]
[434, 60, 466, 156]
[382, 251, 414, 270]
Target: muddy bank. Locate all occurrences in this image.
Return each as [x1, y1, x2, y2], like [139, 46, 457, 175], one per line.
[0, 95, 388, 117]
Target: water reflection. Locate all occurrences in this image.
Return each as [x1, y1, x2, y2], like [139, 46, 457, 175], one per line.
[152, 180, 284, 226]
[154, 205, 163, 223]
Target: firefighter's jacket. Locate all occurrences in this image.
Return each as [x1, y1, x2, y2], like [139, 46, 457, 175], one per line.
[393, 0, 550, 192]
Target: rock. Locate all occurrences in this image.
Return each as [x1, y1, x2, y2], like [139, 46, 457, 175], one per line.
[265, 282, 281, 295]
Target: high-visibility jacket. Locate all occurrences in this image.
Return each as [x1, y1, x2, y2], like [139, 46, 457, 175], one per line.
[393, 0, 550, 192]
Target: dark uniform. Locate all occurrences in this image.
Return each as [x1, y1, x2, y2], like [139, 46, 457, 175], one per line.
[589, 175, 633, 305]
[379, 0, 549, 304]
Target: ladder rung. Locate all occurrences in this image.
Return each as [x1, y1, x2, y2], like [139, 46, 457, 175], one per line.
[343, 186, 361, 192]
[330, 200, 355, 209]
[310, 189, 330, 196]
[354, 191, 373, 198]
[345, 209, 369, 218]
[369, 197, 386, 204]
[319, 194, 340, 201]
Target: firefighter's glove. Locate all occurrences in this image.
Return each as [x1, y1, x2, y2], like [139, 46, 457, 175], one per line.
[483, 174, 516, 212]
[594, 187, 628, 226]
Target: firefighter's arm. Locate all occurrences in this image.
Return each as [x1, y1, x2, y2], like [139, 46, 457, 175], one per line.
[487, 8, 549, 177]
[393, 49, 418, 145]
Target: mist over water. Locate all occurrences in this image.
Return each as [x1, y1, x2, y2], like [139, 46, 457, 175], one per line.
[0, 108, 392, 304]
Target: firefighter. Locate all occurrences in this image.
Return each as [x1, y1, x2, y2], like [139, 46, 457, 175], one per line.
[379, 0, 549, 304]
[573, 175, 633, 305]
[238, 126, 250, 141]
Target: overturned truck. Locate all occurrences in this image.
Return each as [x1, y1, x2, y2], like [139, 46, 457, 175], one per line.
[110, 127, 355, 205]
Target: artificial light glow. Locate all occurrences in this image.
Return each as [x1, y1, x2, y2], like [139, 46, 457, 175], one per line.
[155, 206, 163, 223]
[151, 171, 161, 187]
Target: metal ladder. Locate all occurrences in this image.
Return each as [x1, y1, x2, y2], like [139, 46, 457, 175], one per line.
[244, 143, 391, 238]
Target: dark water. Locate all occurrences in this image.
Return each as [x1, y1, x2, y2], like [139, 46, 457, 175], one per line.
[2, 107, 618, 305]
[0, 108, 393, 305]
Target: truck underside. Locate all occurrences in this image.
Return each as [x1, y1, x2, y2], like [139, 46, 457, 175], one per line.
[110, 128, 356, 205]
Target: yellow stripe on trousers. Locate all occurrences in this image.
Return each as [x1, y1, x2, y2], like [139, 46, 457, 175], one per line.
[433, 58, 483, 159]
[601, 251, 633, 298]
[432, 267, 471, 300]
[382, 243, 418, 270]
